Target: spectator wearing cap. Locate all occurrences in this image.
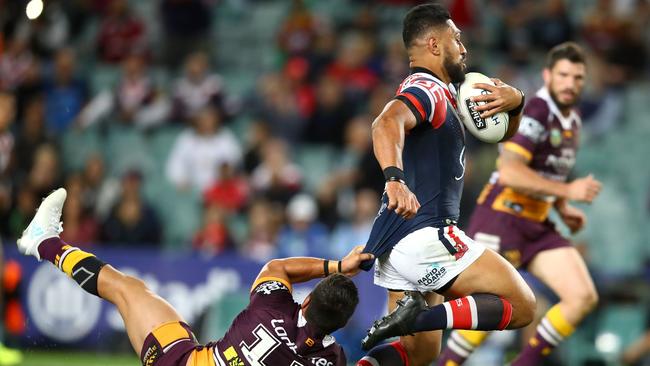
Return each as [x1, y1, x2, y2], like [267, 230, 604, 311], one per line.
[276, 193, 329, 258]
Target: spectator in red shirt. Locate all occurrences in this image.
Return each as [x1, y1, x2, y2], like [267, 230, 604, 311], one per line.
[192, 204, 232, 256]
[326, 32, 378, 97]
[96, 0, 147, 64]
[203, 162, 249, 213]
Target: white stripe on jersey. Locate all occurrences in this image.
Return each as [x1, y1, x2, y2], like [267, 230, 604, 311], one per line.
[359, 356, 380, 366]
[408, 83, 437, 120]
[213, 346, 227, 366]
[399, 74, 446, 102]
[411, 72, 452, 94]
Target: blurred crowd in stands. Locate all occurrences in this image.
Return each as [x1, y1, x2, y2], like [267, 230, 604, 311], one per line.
[0, 0, 648, 263]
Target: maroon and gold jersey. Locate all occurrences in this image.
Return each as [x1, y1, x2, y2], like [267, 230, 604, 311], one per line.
[211, 277, 346, 366]
[476, 87, 581, 222]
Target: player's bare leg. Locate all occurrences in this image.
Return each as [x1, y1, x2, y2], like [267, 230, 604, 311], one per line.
[510, 247, 597, 365]
[97, 265, 184, 352]
[17, 189, 185, 356]
[443, 248, 536, 328]
[434, 249, 536, 365]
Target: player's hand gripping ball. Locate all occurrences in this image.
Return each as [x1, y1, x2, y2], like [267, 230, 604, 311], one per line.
[457, 72, 510, 143]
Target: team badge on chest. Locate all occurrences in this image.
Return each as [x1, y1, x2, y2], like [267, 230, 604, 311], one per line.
[550, 128, 562, 147]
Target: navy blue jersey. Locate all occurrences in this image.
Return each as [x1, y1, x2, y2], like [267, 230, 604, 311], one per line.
[361, 68, 466, 270]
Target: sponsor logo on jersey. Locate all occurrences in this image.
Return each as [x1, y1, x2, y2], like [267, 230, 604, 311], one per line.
[417, 263, 447, 287]
[504, 200, 523, 213]
[142, 345, 159, 366]
[255, 281, 288, 295]
[311, 357, 334, 366]
[454, 146, 466, 181]
[271, 319, 298, 354]
[224, 346, 245, 366]
[545, 148, 576, 176]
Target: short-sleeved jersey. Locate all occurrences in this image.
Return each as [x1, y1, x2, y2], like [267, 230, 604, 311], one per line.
[361, 68, 467, 270]
[212, 277, 346, 366]
[476, 87, 581, 222]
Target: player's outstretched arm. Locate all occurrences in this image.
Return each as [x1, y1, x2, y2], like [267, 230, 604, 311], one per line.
[498, 149, 602, 203]
[372, 100, 421, 219]
[255, 246, 374, 286]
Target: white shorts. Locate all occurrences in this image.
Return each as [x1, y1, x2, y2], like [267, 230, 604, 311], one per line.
[374, 225, 485, 292]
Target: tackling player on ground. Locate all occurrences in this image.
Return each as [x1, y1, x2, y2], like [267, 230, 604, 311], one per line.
[356, 4, 537, 366]
[17, 188, 373, 366]
[437, 42, 602, 366]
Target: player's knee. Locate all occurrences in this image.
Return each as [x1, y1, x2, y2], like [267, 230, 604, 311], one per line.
[569, 287, 599, 316]
[120, 275, 151, 297]
[401, 337, 440, 366]
[509, 286, 536, 328]
[405, 346, 438, 366]
[583, 289, 599, 312]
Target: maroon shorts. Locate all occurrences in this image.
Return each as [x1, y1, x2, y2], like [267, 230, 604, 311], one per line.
[466, 205, 571, 269]
[140, 321, 200, 366]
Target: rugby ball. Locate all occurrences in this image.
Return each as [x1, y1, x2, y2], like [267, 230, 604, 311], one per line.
[457, 72, 509, 143]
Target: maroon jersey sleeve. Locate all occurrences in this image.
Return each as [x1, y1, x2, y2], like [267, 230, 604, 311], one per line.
[505, 97, 550, 160]
[249, 277, 295, 309]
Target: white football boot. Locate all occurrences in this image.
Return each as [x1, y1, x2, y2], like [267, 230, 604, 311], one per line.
[16, 188, 67, 260]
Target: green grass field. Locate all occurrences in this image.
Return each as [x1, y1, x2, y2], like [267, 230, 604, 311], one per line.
[19, 351, 139, 366]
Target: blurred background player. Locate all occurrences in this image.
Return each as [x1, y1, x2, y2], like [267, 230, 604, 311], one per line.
[438, 42, 603, 366]
[17, 188, 373, 366]
[357, 4, 536, 366]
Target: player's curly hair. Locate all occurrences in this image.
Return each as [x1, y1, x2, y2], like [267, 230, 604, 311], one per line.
[546, 42, 586, 69]
[402, 2, 451, 48]
[305, 273, 358, 335]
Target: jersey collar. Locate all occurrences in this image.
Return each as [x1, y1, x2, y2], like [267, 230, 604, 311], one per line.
[409, 67, 458, 107]
[410, 66, 443, 80]
[536, 87, 581, 130]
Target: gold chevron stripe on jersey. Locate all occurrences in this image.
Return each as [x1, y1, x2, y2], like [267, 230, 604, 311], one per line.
[151, 321, 193, 350]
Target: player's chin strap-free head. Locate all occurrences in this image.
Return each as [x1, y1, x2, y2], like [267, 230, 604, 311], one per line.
[303, 274, 359, 335]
